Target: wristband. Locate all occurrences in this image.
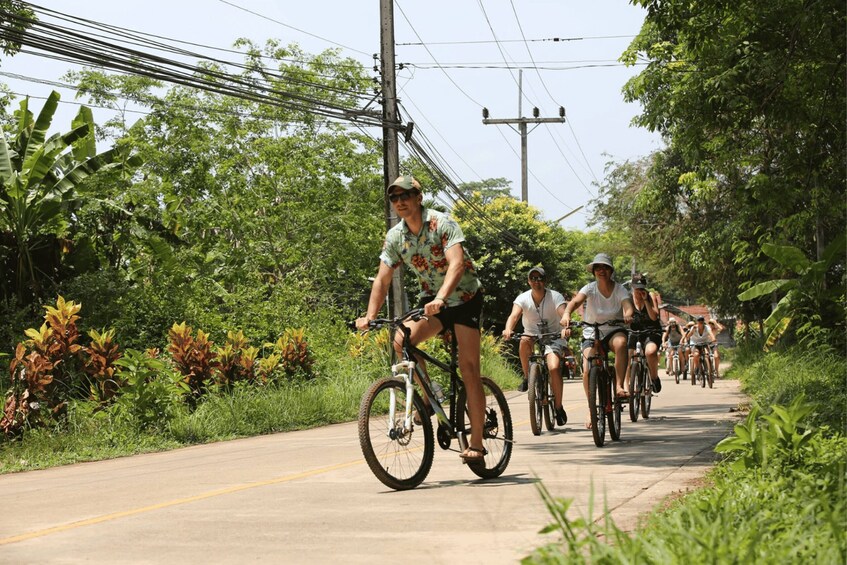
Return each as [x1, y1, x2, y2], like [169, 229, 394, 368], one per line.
[434, 296, 446, 303]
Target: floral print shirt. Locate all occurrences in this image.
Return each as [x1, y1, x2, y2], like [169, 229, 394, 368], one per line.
[379, 207, 481, 306]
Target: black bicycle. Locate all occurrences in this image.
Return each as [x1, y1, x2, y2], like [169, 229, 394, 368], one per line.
[688, 343, 714, 389]
[568, 320, 625, 447]
[511, 330, 566, 435]
[355, 309, 513, 490]
[627, 329, 654, 422]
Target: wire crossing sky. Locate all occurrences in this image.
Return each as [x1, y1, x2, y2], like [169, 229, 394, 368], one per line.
[0, 0, 663, 231]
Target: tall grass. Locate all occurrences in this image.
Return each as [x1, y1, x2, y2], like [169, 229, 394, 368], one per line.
[732, 345, 847, 432]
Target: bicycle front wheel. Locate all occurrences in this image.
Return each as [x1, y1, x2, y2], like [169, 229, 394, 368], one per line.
[458, 377, 513, 479]
[609, 378, 622, 441]
[543, 370, 555, 431]
[588, 366, 606, 447]
[358, 377, 434, 490]
[527, 363, 543, 436]
[641, 372, 652, 419]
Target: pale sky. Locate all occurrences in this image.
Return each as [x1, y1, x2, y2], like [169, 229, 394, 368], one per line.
[1, 0, 663, 230]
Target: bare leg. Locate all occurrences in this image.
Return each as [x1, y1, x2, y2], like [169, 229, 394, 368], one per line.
[610, 333, 629, 395]
[454, 324, 484, 454]
[547, 351, 564, 408]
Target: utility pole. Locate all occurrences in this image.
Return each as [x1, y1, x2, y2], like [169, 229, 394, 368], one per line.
[482, 70, 566, 202]
[379, 0, 405, 317]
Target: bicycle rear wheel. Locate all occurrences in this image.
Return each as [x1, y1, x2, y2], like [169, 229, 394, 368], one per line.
[588, 366, 605, 447]
[629, 362, 641, 422]
[458, 377, 513, 479]
[358, 377, 434, 490]
[527, 363, 543, 436]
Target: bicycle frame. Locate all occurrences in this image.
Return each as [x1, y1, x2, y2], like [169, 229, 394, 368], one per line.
[392, 322, 461, 431]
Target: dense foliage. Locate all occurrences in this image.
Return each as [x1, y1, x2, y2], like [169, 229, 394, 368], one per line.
[592, 0, 845, 344]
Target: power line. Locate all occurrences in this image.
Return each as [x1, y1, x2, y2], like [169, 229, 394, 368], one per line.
[215, 0, 372, 57]
[394, 0, 484, 108]
[397, 34, 636, 46]
[0, 3, 387, 128]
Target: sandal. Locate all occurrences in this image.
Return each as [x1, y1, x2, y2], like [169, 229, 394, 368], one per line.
[616, 389, 630, 398]
[460, 446, 487, 463]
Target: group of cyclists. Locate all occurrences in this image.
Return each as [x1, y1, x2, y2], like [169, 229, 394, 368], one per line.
[357, 175, 723, 465]
[510, 254, 724, 428]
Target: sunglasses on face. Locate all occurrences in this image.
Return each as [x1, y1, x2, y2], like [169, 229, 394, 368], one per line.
[530, 276, 544, 282]
[388, 191, 414, 203]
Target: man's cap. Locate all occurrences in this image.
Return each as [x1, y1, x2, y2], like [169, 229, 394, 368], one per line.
[528, 266, 546, 279]
[631, 273, 648, 290]
[696, 316, 705, 322]
[586, 253, 615, 274]
[387, 175, 421, 193]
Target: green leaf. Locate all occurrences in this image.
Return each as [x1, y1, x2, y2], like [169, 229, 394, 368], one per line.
[738, 279, 793, 301]
[71, 105, 96, 161]
[761, 243, 812, 274]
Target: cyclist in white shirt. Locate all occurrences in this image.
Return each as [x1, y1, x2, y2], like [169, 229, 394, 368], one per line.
[561, 253, 633, 428]
[683, 316, 714, 379]
[503, 266, 570, 426]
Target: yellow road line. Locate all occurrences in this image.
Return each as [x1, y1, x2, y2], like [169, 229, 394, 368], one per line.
[0, 459, 362, 546]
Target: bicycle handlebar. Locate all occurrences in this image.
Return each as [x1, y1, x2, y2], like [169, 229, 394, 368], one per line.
[508, 331, 562, 341]
[348, 308, 429, 332]
[566, 319, 628, 329]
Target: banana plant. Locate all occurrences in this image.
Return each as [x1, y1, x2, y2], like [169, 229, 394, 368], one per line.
[738, 234, 846, 349]
[0, 90, 141, 302]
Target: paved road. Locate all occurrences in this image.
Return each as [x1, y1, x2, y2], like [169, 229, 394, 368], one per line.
[0, 373, 744, 564]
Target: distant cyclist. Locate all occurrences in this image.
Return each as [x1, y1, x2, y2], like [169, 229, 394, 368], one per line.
[683, 316, 714, 380]
[662, 319, 684, 377]
[628, 273, 663, 393]
[707, 319, 726, 377]
[503, 266, 569, 426]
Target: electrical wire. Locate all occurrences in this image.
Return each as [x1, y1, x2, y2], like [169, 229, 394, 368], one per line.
[0, 3, 387, 127]
[397, 34, 636, 46]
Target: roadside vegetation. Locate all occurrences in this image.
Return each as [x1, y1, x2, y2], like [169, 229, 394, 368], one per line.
[0, 295, 520, 473]
[524, 345, 846, 563]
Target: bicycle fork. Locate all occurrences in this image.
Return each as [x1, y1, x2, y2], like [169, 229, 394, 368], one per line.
[391, 360, 448, 432]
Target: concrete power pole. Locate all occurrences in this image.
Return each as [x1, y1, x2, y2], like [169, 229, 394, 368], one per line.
[379, 0, 405, 317]
[482, 70, 566, 202]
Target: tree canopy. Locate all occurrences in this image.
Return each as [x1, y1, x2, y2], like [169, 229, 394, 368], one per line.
[594, 0, 846, 340]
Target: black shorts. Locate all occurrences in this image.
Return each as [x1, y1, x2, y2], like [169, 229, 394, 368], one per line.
[418, 290, 483, 331]
[627, 331, 662, 350]
[581, 327, 627, 355]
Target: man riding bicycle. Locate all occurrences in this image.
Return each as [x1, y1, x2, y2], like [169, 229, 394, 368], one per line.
[355, 175, 486, 464]
[502, 266, 570, 426]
